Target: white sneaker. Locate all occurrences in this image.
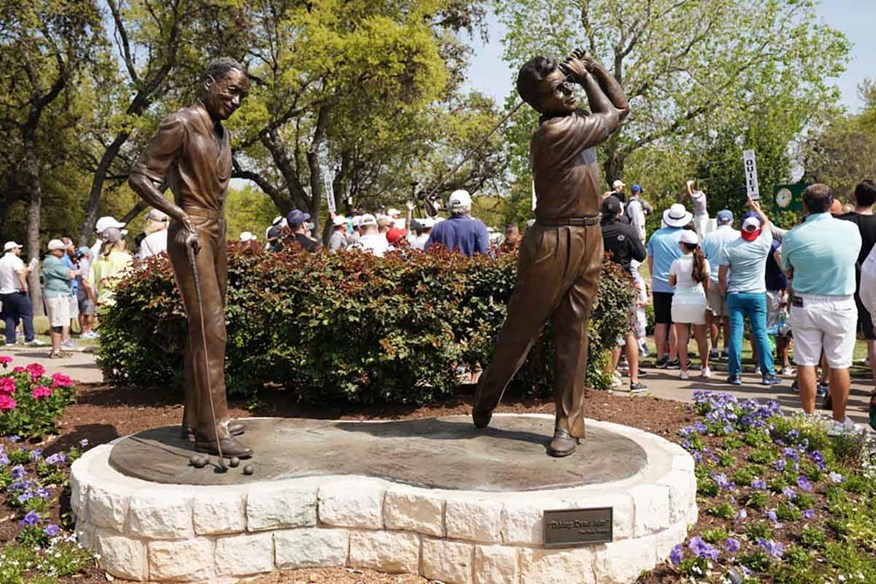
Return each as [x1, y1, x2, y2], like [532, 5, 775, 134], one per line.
[23, 339, 46, 347]
[701, 367, 712, 379]
[611, 372, 623, 388]
[680, 370, 690, 380]
[827, 417, 861, 438]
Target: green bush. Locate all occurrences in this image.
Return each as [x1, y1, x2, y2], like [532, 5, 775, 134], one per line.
[97, 246, 636, 404]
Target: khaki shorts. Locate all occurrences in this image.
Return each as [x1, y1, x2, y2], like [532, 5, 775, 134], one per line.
[46, 296, 71, 328]
[789, 294, 857, 369]
[706, 283, 726, 317]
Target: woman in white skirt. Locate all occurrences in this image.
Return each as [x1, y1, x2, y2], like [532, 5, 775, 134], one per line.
[669, 230, 711, 379]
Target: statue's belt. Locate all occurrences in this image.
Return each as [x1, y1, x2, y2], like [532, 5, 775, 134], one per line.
[536, 215, 601, 227]
[181, 207, 224, 220]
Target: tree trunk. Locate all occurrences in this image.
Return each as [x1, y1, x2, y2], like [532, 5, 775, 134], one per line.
[602, 135, 625, 186]
[79, 130, 131, 246]
[21, 126, 44, 316]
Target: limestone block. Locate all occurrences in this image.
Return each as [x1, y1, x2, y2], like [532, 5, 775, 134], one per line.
[672, 452, 695, 473]
[520, 548, 597, 584]
[274, 528, 349, 569]
[500, 500, 549, 545]
[654, 521, 689, 561]
[383, 485, 444, 537]
[193, 490, 246, 535]
[148, 539, 215, 581]
[348, 530, 419, 573]
[94, 529, 147, 581]
[215, 532, 274, 576]
[87, 483, 130, 532]
[629, 485, 671, 537]
[126, 491, 194, 539]
[69, 474, 87, 516]
[246, 485, 317, 532]
[444, 497, 503, 543]
[421, 539, 474, 584]
[474, 545, 520, 584]
[75, 524, 96, 551]
[593, 536, 659, 584]
[318, 479, 385, 529]
[657, 470, 696, 523]
[560, 492, 635, 541]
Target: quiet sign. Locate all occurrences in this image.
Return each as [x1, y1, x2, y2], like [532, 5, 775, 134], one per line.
[743, 150, 760, 200]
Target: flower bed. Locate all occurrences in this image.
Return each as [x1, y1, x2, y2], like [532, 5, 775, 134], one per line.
[640, 391, 876, 584]
[0, 359, 77, 439]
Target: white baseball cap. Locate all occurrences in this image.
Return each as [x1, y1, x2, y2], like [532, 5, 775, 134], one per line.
[351, 215, 363, 227]
[418, 218, 435, 229]
[3, 241, 22, 252]
[612, 180, 626, 189]
[679, 230, 699, 245]
[387, 208, 401, 218]
[95, 216, 126, 233]
[145, 209, 169, 222]
[47, 239, 67, 251]
[239, 231, 257, 242]
[742, 216, 762, 232]
[332, 215, 348, 227]
[448, 190, 472, 211]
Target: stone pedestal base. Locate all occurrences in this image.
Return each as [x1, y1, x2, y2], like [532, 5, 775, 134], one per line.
[70, 415, 696, 583]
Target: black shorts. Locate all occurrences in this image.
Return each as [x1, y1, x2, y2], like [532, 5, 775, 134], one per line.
[857, 293, 876, 340]
[653, 292, 674, 325]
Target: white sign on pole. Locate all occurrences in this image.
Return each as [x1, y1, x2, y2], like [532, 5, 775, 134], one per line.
[742, 150, 759, 200]
[323, 167, 336, 214]
[531, 179, 537, 211]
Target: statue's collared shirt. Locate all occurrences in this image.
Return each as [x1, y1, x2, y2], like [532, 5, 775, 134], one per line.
[531, 109, 612, 221]
[130, 104, 232, 212]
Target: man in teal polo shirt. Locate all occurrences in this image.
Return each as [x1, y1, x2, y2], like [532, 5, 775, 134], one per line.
[781, 183, 862, 436]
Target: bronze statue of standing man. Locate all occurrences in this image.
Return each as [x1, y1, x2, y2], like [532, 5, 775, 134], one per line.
[129, 58, 252, 458]
[472, 50, 629, 457]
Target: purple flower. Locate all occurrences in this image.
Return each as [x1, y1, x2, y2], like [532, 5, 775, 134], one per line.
[752, 478, 767, 490]
[725, 537, 741, 553]
[783, 447, 799, 461]
[773, 459, 786, 472]
[79, 438, 89, 448]
[797, 476, 813, 492]
[782, 487, 796, 499]
[8, 435, 20, 443]
[736, 509, 748, 520]
[0, 453, 8, 466]
[10, 465, 25, 480]
[810, 450, 825, 467]
[16, 492, 32, 504]
[18, 510, 40, 526]
[43, 524, 60, 537]
[688, 536, 720, 561]
[44, 452, 66, 465]
[669, 544, 684, 565]
[803, 509, 815, 519]
[35, 487, 50, 499]
[712, 472, 735, 491]
[28, 449, 42, 460]
[765, 509, 782, 526]
[828, 472, 845, 484]
[692, 451, 703, 463]
[757, 538, 784, 558]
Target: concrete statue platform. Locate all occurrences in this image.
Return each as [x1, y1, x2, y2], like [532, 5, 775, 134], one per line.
[71, 414, 696, 583]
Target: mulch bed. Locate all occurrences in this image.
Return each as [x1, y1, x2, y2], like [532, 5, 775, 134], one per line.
[41, 383, 693, 583]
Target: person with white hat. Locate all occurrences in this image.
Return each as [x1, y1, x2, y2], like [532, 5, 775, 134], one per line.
[718, 197, 780, 387]
[328, 214, 348, 252]
[138, 208, 170, 260]
[347, 215, 363, 247]
[0, 241, 42, 346]
[43, 239, 82, 358]
[669, 230, 711, 379]
[239, 231, 257, 243]
[647, 203, 693, 368]
[90, 216, 127, 259]
[408, 218, 434, 251]
[350, 214, 389, 256]
[424, 190, 489, 257]
[611, 179, 626, 202]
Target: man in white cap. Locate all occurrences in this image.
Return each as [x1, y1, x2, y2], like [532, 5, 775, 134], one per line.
[43, 239, 82, 358]
[718, 197, 780, 387]
[0, 242, 42, 346]
[424, 190, 489, 257]
[139, 208, 170, 260]
[348, 215, 363, 246]
[647, 203, 693, 368]
[90, 216, 127, 258]
[409, 218, 434, 251]
[352, 214, 388, 256]
[611, 179, 626, 202]
[328, 214, 348, 251]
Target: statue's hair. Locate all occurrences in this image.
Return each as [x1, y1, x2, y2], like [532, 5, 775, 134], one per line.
[205, 57, 246, 82]
[516, 56, 558, 109]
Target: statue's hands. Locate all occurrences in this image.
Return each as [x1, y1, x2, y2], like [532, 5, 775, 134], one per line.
[560, 48, 595, 81]
[182, 215, 201, 255]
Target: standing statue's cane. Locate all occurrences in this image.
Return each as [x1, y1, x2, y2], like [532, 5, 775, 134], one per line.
[187, 243, 228, 472]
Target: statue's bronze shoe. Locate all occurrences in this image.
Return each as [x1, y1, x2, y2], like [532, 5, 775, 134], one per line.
[182, 421, 245, 441]
[547, 428, 579, 458]
[194, 435, 253, 458]
[472, 407, 492, 429]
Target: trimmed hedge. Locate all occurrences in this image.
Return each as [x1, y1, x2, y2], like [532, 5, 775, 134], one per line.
[97, 245, 635, 404]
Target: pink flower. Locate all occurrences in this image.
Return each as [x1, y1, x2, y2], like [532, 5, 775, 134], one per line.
[12, 366, 25, 374]
[0, 377, 16, 395]
[0, 356, 12, 367]
[31, 386, 51, 400]
[50, 373, 73, 388]
[25, 363, 45, 382]
[0, 394, 16, 411]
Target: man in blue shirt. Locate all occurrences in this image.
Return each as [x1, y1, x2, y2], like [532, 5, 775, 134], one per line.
[702, 210, 739, 360]
[647, 203, 691, 368]
[425, 190, 490, 256]
[718, 198, 780, 386]
[781, 183, 862, 436]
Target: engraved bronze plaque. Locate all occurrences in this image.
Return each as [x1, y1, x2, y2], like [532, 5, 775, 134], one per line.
[543, 507, 613, 547]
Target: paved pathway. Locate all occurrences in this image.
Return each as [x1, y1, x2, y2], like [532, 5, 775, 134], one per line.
[2, 345, 872, 426]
